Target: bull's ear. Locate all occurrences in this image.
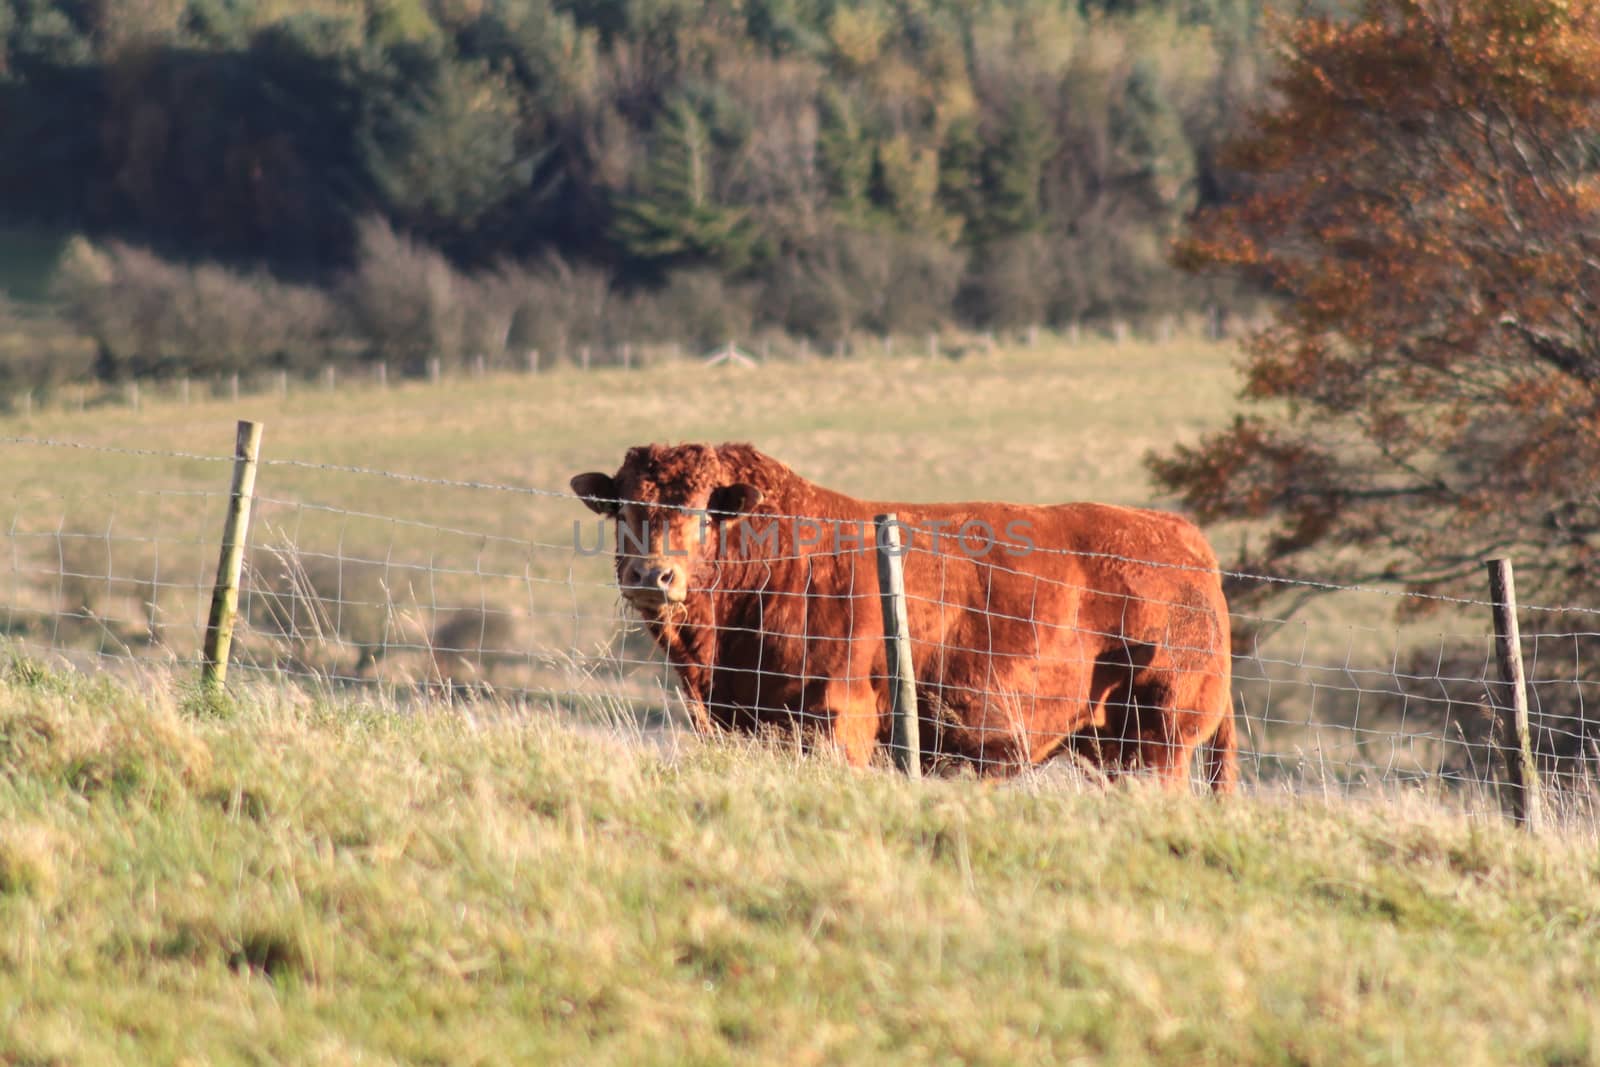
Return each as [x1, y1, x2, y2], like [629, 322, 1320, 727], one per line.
[708, 482, 762, 521]
[570, 472, 620, 516]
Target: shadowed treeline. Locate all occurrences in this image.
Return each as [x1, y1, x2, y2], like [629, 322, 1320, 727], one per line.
[1, 0, 1269, 367]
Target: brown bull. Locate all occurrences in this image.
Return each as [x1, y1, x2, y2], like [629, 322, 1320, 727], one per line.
[571, 442, 1236, 791]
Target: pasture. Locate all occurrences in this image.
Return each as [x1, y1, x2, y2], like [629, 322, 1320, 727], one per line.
[3, 336, 1252, 689]
[4, 338, 1599, 1061]
[2, 660, 1598, 1064]
[0, 338, 1528, 789]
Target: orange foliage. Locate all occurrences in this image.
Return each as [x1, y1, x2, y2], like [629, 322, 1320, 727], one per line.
[1155, 0, 1600, 610]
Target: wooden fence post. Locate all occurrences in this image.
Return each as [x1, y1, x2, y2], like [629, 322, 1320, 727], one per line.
[1485, 558, 1545, 831]
[229, 372, 240, 402]
[874, 514, 921, 778]
[277, 369, 288, 399]
[526, 349, 540, 374]
[201, 420, 264, 694]
[427, 357, 442, 384]
[376, 362, 387, 390]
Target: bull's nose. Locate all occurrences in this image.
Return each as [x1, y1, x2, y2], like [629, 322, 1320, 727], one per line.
[621, 563, 682, 602]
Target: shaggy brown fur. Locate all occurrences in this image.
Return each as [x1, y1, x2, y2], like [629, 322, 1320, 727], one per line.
[572, 442, 1237, 790]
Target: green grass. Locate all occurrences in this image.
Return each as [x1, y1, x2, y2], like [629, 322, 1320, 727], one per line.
[1, 659, 1597, 1064]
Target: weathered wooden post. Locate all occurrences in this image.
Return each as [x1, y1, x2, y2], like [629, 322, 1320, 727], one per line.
[127, 381, 140, 411]
[228, 372, 240, 402]
[874, 514, 921, 778]
[622, 343, 633, 371]
[323, 365, 336, 391]
[927, 332, 939, 360]
[580, 345, 591, 372]
[1485, 558, 1545, 832]
[201, 420, 264, 694]
[427, 357, 442, 384]
[376, 361, 388, 390]
[179, 377, 191, 405]
[276, 369, 288, 399]
[526, 349, 540, 374]
[473, 354, 486, 378]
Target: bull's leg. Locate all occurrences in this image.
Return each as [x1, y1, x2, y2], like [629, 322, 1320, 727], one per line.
[1131, 668, 1226, 791]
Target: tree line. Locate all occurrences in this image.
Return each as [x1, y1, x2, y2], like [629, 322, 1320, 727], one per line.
[1, 0, 1268, 359]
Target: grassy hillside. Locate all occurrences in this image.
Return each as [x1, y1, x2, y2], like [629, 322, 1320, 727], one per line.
[1, 658, 1596, 1065]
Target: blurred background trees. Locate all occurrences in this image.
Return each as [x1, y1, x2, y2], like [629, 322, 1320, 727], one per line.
[0, 0, 1274, 379]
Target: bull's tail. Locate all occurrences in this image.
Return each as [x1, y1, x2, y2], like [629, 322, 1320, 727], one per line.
[1205, 699, 1239, 794]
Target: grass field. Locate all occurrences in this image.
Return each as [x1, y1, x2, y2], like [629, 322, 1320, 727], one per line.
[5, 340, 1599, 1062]
[3, 338, 1254, 682]
[2, 658, 1597, 1064]
[0, 338, 1513, 787]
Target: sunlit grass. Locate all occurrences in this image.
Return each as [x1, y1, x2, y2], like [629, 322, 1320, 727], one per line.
[1, 658, 1596, 1064]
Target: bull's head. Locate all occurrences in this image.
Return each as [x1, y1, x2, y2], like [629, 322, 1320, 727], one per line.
[571, 445, 763, 615]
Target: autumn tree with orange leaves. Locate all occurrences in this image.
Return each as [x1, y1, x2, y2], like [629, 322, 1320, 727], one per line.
[1153, 0, 1600, 615]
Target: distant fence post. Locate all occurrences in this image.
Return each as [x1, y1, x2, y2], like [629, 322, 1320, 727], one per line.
[874, 514, 921, 778]
[1485, 558, 1544, 832]
[526, 349, 540, 374]
[427, 357, 442, 384]
[201, 420, 264, 694]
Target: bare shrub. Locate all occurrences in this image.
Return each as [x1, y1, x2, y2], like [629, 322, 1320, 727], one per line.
[765, 227, 966, 338]
[496, 253, 619, 360]
[51, 237, 342, 379]
[626, 269, 758, 352]
[0, 295, 97, 399]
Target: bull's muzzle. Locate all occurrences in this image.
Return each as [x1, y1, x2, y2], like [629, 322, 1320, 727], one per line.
[620, 562, 686, 610]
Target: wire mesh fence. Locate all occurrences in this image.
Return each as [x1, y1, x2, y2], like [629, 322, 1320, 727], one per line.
[6, 434, 1598, 822]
